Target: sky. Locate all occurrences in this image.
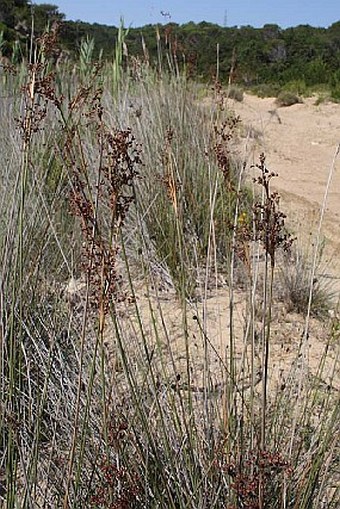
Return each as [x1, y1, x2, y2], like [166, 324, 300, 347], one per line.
[33, 1, 340, 29]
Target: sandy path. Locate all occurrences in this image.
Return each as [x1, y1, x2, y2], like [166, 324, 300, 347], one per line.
[230, 94, 340, 290]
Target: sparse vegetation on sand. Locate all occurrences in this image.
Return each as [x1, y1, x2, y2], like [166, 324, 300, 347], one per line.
[0, 25, 339, 509]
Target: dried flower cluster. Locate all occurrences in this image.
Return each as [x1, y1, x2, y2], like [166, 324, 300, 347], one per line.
[67, 122, 141, 312]
[90, 416, 141, 508]
[215, 447, 291, 509]
[252, 153, 294, 267]
[90, 461, 141, 508]
[232, 154, 294, 268]
[214, 115, 241, 187]
[35, 21, 60, 57]
[16, 24, 63, 139]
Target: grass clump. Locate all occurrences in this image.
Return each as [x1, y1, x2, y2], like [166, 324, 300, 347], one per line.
[228, 84, 244, 102]
[275, 90, 302, 107]
[282, 79, 309, 96]
[279, 245, 334, 317]
[314, 93, 330, 105]
[330, 85, 340, 102]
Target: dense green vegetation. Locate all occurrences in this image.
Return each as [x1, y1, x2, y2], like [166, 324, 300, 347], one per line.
[0, 0, 340, 97]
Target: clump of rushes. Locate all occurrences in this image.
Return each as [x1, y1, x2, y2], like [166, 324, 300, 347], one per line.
[217, 149, 294, 508]
[252, 154, 294, 508]
[26, 41, 142, 313]
[33, 55, 142, 316]
[54, 70, 142, 506]
[2, 22, 339, 508]
[23, 36, 142, 505]
[213, 111, 252, 441]
[1, 24, 67, 508]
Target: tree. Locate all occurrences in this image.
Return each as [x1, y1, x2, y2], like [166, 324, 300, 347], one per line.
[0, 0, 29, 26]
[31, 4, 65, 33]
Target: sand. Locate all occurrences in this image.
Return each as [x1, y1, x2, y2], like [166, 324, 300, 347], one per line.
[230, 93, 340, 291]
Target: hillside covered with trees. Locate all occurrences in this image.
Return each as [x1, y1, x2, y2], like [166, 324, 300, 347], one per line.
[1, 0, 340, 95]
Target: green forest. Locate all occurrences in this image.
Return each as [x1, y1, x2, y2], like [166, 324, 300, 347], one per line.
[1, 0, 340, 92]
[0, 0, 340, 98]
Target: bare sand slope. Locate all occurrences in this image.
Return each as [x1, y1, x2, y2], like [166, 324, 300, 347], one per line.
[230, 94, 340, 286]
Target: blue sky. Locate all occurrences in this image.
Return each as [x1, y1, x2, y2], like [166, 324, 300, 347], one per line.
[33, 1, 340, 28]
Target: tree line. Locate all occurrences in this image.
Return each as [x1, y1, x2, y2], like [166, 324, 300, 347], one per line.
[1, 0, 339, 91]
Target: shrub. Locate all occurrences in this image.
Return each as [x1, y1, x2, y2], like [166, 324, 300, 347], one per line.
[275, 91, 302, 107]
[282, 79, 309, 96]
[330, 85, 340, 102]
[249, 83, 281, 98]
[314, 94, 330, 105]
[228, 84, 244, 102]
[328, 69, 340, 102]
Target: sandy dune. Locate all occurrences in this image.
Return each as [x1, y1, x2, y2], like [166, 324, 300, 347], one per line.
[91, 93, 340, 416]
[230, 93, 340, 290]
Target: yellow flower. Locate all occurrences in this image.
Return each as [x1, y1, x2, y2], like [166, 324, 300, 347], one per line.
[238, 211, 247, 225]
